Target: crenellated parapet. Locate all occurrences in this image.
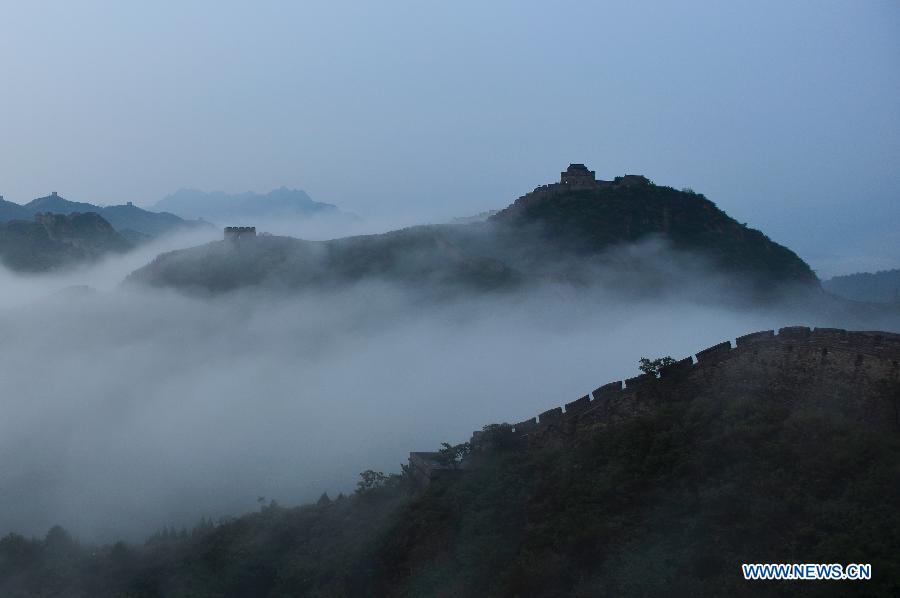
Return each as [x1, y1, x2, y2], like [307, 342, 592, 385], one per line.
[224, 226, 256, 241]
[735, 330, 775, 347]
[449, 327, 900, 459]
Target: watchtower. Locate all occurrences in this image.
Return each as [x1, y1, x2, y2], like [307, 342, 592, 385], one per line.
[560, 164, 597, 188]
[224, 226, 256, 241]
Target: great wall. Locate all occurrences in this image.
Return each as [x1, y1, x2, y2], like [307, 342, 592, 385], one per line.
[409, 326, 900, 484]
[504, 164, 652, 212]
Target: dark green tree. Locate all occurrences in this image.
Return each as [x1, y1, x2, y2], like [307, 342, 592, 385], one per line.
[356, 470, 387, 494]
[638, 356, 676, 378]
[438, 441, 471, 468]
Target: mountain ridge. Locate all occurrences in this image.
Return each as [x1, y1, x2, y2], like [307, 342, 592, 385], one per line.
[0, 195, 32, 222]
[153, 187, 353, 224]
[0, 192, 208, 239]
[824, 268, 900, 304]
[127, 168, 819, 299]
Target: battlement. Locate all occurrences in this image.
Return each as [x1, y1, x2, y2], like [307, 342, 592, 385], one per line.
[504, 327, 898, 434]
[560, 163, 599, 188]
[613, 174, 651, 187]
[410, 327, 900, 482]
[224, 226, 256, 241]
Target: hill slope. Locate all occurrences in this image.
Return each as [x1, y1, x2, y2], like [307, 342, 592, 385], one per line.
[128, 174, 818, 298]
[98, 203, 204, 238]
[0, 213, 131, 272]
[491, 177, 816, 288]
[2, 327, 897, 596]
[153, 187, 352, 224]
[824, 269, 900, 304]
[0, 197, 33, 222]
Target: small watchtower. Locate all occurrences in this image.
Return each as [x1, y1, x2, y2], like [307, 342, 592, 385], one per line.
[560, 164, 597, 188]
[224, 226, 256, 241]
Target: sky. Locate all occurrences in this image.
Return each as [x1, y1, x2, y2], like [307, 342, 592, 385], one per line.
[0, 0, 898, 276]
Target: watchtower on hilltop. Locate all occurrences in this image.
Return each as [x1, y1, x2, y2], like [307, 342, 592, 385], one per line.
[224, 226, 256, 241]
[560, 164, 598, 188]
[507, 164, 652, 210]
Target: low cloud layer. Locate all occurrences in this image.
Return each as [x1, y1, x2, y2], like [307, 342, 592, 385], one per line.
[0, 236, 895, 542]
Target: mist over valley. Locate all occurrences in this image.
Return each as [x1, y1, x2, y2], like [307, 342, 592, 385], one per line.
[1, 169, 897, 544]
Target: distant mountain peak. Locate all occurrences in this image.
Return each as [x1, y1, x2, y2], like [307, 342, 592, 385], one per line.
[0, 194, 33, 222]
[26, 192, 98, 214]
[152, 187, 352, 224]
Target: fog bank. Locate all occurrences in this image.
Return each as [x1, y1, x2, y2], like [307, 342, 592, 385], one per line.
[3, 264, 867, 542]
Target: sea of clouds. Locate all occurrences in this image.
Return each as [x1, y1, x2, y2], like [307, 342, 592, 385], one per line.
[0, 228, 893, 542]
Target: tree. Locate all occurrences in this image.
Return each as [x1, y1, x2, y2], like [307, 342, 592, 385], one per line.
[438, 442, 471, 469]
[638, 356, 676, 378]
[356, 470, 387, 495]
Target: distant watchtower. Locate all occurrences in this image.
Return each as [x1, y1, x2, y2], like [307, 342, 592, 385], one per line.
[224, 226, 256, 241]
[560, 164, 597, 188]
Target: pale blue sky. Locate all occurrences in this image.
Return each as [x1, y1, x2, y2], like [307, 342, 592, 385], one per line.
[1, 1, 898, 275]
